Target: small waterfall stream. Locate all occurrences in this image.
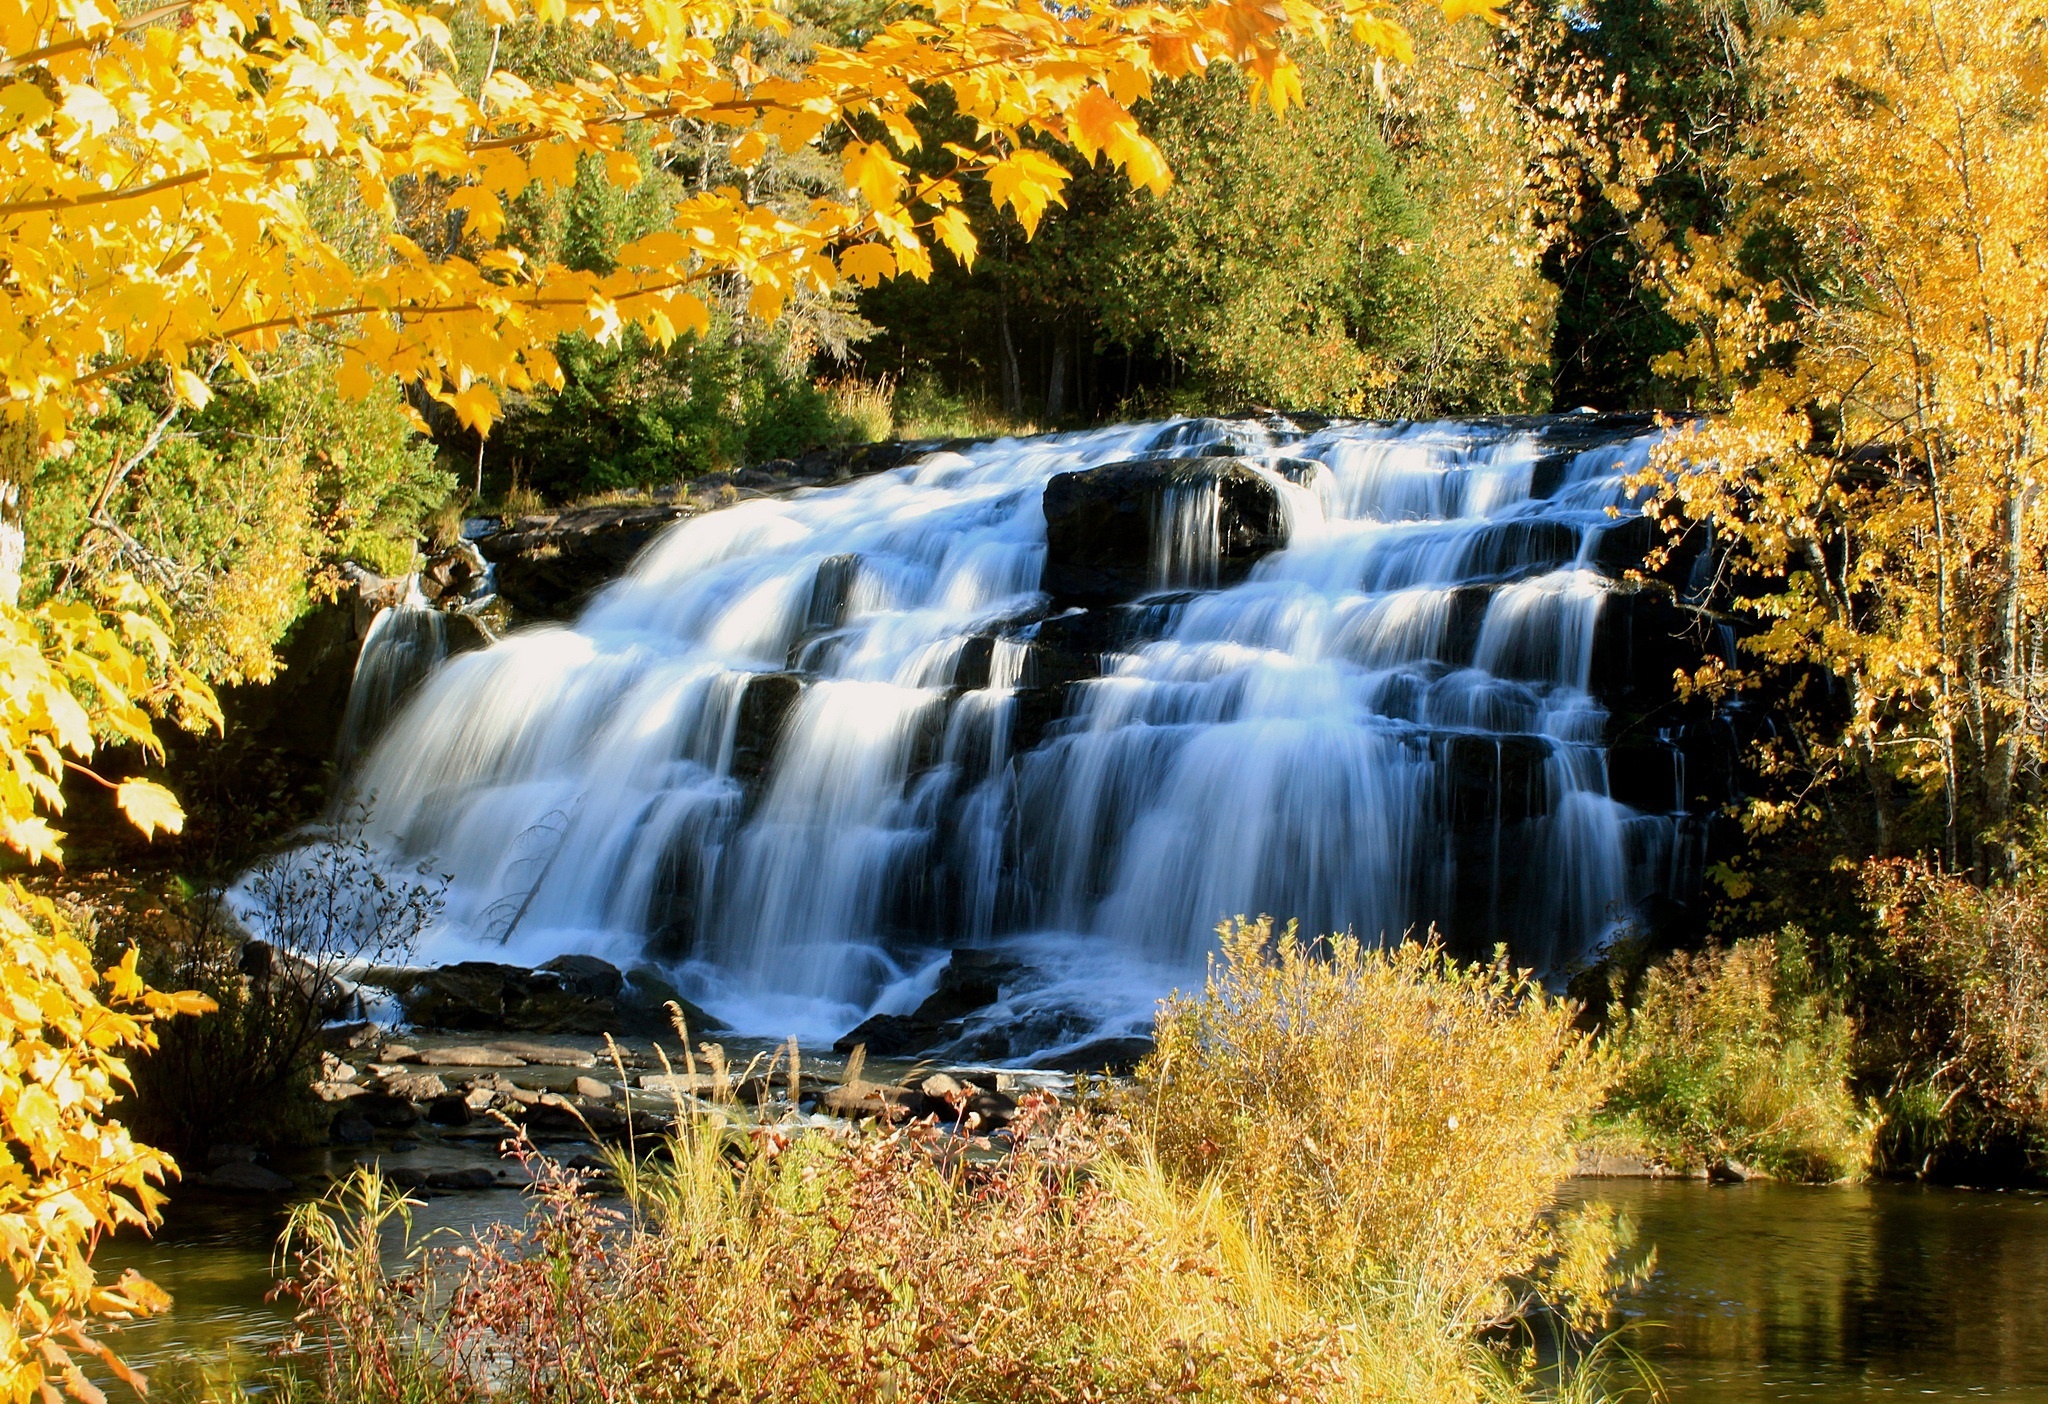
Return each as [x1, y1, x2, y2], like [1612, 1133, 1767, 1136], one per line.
[307, 416, 1707, 1056]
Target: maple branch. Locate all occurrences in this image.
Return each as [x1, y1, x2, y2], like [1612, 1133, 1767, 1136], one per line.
[0, 1, 195, 78]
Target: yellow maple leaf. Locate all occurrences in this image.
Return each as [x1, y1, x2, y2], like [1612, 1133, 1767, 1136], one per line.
[112, 781, 183, 841]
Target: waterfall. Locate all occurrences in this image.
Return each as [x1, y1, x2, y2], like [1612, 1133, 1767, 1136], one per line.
[337, 580, 451, 760]
[280, 416, 1706, 1057]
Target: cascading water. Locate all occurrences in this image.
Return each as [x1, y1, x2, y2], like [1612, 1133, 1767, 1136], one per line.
[293, 415, 1709, 1058]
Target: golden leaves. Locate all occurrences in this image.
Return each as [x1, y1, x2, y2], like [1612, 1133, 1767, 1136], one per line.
[1632, 0, 2048, 827]
[112, 780, 181, 839]
[1, 0, 1476, 452]
[986, 148, 1070, 236]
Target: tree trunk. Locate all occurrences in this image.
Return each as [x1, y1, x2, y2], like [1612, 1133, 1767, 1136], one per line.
[997, 294, 1022, 418]
[1045, 331, 1067, 423]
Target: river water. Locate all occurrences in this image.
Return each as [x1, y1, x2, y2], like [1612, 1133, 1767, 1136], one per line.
[1561, 1180, 2048, 1402]
[98, 1178, 2048, 1400]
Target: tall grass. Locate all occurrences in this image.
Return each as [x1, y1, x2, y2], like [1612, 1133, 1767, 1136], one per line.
[256, 921, 1649, 1404]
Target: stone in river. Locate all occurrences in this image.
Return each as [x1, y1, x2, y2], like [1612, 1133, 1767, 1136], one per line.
[415, 1045, 527, 1068]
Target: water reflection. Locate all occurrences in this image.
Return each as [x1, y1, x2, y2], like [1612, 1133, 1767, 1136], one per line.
[1562, 1179, 2048, 1402]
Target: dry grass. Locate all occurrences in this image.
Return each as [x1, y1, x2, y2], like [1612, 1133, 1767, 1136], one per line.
[823, 377, 896, 444]
[249, 921, 1650, 1404]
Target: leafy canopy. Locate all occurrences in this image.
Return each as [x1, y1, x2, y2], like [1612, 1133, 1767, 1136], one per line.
[3, 0, 1501, 448]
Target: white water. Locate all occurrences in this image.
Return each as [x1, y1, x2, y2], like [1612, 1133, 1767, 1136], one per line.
[286, 417, 1698, 1058]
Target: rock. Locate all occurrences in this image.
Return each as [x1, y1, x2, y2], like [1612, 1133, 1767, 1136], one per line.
[463, 1085, 500, 1113]
[911, 949, 1019, 1024]
[426, 1167, 499, 1191]
[1708, 1158, 1758, 1183]
[331, 1113, 375, 1145]
[1041, 457, 1291, 604]
[389, 963, 533, 1030]
[386, 953, 735, 1038]
[419, 541, 488, 606]
[382, 1044, 421, 1062]
[573, 1076, 614, 1100]
[319, 1054, 357, 1082]
[322, 1021, 383, 1051]
[205, 1162, 294, 1193]
[415, 1045, 527, 1068]
[535, 955, 624, 1000]
[917, 1073, 966, 1100]
[620, 965, 729, 1036]
[238, 940, 362, 1021]
[817, 1082, 927, 1122]
[351, 1092, 423, 1128]
[312, 1080, 366, 1102]
[489, 1040, 599, 1069]
[206, 1143, 259, 1167]
[427, 1095, 474, 1126]
[380, 1072, 449, 1100]
[1040, 1036, 1155, 1074]
[478, 503, 691, 619]
[1573, 1147, 1662, 1178]
[833, 1013, 958, 1058]
[637, 1072, 718, 1098]
[729, 672, 804, 787]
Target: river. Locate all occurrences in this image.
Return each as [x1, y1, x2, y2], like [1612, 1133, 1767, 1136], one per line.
[95, 1176, 2048, 1400]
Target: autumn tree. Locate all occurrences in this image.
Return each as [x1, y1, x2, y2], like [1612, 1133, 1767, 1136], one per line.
[1634, 0, 2048, 874]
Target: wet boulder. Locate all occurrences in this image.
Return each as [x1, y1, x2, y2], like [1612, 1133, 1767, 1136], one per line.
[1041, 457, 1291, 605]
[382, 959, 725, 1037]
[536, 954, 625, 1000]
[911, 949, 1021, 1023]
[833, 1012, 959, 1058]
[478, 503, 690, 619]
[1040, 1036, 1155, 1074]
[731, 672, 803, 786]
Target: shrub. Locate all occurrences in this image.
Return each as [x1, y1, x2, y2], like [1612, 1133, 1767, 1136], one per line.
[487, 327, 864, 499]
[1141, 918, 1617, 1324]
[125, 811, 444, 1155]
[824, 377, 896, 443]
[23, 366, 449, 686]
[1600, 934, 1872, 1182]
[1856, 862, 2048, 1178]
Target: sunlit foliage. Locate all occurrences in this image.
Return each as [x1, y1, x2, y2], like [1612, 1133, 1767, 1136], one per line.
[1631, 0, 2048, 871]
[2, 0, 1499, 451]
[1143, 918, 1615, 1326]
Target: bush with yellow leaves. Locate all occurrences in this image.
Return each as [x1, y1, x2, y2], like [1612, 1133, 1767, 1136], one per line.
[1142, 918, 1616, 1326]
[0, 585, 218, 1402]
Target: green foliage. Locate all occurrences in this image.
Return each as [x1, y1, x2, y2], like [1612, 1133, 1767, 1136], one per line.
[859, 25, 1554, 422]
[486, 324, 862, 496]
[1094, 27, 1555, 416]
[1601, 933, 1872, 1182]
[22, 363, 448, 685]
